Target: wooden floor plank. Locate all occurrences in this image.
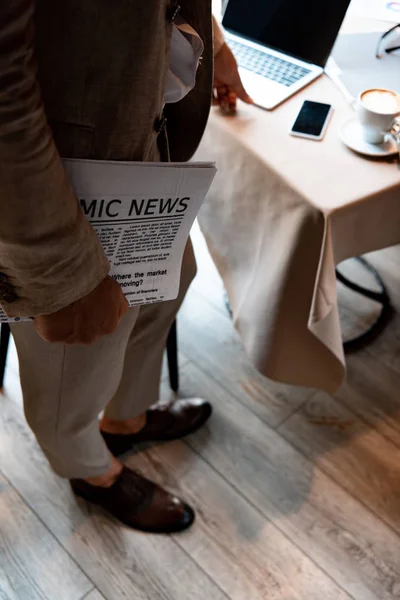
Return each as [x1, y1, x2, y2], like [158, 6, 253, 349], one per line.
[336, 352, 400, 448]
[1, 239, 399, 600]
[171, 362, 400, 600]
[179, 288, 312, 428]
[127, 441, 351, 600]
[82, 590, 106, 600]
[0, 472, 92, 600]
[278, 392, 400, 536]
[0, 392, 228, 600]
[3, 337, 19, 377]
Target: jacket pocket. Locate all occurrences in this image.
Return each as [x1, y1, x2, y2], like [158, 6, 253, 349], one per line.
[48, 120, 94, 159]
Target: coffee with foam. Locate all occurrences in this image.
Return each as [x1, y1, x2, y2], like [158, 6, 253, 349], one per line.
[361, 89, 400, 114]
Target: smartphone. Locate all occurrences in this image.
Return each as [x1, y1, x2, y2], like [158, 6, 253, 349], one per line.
[290, 100, 333, 141]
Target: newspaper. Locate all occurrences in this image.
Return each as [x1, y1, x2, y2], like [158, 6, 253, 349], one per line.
[0, 159, 216, 323]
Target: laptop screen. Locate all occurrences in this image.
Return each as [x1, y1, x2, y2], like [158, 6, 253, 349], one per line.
[222, 0, 352, 67]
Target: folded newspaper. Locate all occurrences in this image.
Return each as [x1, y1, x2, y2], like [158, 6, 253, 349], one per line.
[0, 159, 216, 323]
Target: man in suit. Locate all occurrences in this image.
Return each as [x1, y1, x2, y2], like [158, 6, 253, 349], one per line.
[0, 1, 250, 533]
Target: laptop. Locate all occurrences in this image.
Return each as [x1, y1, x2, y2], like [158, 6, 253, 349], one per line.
[222, 0, 352, 109]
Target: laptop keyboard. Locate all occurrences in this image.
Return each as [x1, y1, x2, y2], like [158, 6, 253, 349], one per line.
[228, 38, 311, 87]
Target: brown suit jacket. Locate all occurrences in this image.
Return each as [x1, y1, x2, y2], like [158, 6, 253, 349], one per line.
[0, 0, 213, 317]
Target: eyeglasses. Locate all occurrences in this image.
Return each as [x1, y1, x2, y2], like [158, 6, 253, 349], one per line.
[376, 23, 400, 58]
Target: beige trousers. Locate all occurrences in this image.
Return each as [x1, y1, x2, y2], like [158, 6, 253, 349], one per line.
[11, 243, 196, 479]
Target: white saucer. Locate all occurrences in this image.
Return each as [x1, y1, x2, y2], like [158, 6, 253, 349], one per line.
[340, 119, 398, 157]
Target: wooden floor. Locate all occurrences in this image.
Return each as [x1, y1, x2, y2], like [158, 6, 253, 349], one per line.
[1, 224, 400, 600]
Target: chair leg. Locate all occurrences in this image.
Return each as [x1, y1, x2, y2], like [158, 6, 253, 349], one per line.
[0, 323, 11, 389]
[166, 319, 179, 392]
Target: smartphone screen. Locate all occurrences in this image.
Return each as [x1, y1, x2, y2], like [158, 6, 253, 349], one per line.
[291, 101, 332, 138]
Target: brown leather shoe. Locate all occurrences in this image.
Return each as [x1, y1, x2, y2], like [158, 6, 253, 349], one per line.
[71, 466, 195, 533]
[101, 398, 212, 456]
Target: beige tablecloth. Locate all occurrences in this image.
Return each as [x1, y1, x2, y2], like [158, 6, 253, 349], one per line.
[194, 74, 400, 393]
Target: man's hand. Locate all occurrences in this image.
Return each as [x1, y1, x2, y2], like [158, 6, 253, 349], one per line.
[213, 42, 253, 113]
[35, 276, 129, 345]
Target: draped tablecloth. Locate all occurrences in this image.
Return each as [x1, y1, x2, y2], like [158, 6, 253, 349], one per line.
[194, 72, 400, 393]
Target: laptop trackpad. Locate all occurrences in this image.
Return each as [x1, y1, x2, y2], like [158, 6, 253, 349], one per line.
[238, 68, 288, 110]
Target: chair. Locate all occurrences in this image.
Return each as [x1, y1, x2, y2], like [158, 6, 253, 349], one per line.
[0, 320, 179, 392]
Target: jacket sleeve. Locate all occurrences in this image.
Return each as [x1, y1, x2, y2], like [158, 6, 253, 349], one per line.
[212, 14, 225, 57]
[0, 0, 110, 318]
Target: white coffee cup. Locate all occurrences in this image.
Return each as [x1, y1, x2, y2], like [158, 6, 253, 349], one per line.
[356, 88, 400, 144]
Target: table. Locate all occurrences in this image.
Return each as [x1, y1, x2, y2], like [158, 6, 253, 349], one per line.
[194, 14, 400, 393]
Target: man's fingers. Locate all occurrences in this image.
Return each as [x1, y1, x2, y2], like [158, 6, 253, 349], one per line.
[35, 316, 71, 343]
[214, 81, 253, 110]
[232, 79, 253, 104]
[118, 295, 129, 318]
[213, 85, 237, 113]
